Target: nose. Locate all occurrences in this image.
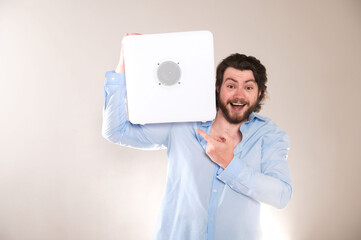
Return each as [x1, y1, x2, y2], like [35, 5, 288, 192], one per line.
[233, 87, 246, 99]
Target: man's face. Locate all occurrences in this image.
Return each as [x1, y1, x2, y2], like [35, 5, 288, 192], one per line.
[217, 67, 260, 124]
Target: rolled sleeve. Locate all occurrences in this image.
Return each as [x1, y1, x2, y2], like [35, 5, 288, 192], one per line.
[217, 157, 252, 195]
[105, 71, 125, 86]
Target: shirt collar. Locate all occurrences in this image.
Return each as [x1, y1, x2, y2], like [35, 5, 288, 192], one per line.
[248, 112, 266, 122]
[238, 112, 266, 140]
[200, 120, 213, 127]
[197, 113, 266, 151]
[197, 121, 212, 152]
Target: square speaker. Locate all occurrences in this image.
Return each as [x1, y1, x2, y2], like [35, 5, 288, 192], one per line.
[123, 30, 216, 124]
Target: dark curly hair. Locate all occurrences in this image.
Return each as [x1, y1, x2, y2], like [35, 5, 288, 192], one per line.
[216, 53, 268, 112]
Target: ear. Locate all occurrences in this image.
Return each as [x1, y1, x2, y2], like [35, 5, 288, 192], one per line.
[216, 86, 220, 93]
[258, 90, 262, 97]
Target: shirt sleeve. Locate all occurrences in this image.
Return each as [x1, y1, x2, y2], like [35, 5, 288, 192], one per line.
[216, 130, 292, 209]
[102, 71, 172, 150]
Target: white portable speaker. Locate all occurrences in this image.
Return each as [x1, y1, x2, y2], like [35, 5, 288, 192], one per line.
[123, 30, 216, 124]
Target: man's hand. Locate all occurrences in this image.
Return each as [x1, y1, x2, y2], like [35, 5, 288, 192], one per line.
[115, 33, 141, 73]
[196, 129, 235, 169]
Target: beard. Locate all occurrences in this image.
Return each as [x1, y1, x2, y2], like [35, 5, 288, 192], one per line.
[218, 97, 258, 124]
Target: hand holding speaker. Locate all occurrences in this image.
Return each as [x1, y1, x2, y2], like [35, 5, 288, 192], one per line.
[115, 33, 141, 74]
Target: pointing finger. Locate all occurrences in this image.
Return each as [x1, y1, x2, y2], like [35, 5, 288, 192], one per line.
[196, 129, 226, 144]
[196, 129, 214, 142]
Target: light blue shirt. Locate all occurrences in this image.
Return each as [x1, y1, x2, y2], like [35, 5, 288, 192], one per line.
[102, 71, 292, 240]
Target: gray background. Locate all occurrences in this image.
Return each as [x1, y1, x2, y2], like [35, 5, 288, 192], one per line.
[1, 0, 360, 239]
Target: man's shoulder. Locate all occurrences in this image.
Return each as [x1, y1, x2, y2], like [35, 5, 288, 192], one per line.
[171, 121, 212, 132]
[251, 113, 289, 141]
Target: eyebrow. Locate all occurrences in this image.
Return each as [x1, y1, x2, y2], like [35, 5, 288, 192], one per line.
[224, 78, 256, 84]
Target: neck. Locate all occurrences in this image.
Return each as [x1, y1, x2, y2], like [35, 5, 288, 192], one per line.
[211, 110, 246, 143]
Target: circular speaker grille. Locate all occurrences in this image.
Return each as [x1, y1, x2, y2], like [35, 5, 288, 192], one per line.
[157, 61, 181, 86]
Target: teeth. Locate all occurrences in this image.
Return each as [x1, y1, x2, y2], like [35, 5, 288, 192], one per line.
[231, 103, 245, 106]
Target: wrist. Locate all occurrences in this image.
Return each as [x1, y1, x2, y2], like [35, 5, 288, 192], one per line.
[221, 152, 234, 169]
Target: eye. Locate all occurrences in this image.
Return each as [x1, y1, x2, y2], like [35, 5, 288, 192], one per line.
[227, 85, 235, 89]
[246, 86, 253, 90]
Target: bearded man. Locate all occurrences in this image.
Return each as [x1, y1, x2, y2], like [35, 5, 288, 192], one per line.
[102, 49, 292, 240]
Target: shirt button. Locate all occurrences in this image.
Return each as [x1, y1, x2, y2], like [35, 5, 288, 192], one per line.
[111, 77, 115, 80]
[213, 189, 217, 193]
[210, 217, 213, 221]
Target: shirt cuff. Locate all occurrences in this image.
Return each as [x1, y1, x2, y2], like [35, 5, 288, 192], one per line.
[217, 157, 251, 193]
[105, 71, 126, 86]
[217, 156, 244, 184]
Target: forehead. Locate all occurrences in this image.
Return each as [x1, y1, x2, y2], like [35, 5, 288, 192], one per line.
[223, 67, 255, 84]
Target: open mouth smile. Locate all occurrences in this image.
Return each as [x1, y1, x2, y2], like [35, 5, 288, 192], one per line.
[230, 102, 246, 111]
